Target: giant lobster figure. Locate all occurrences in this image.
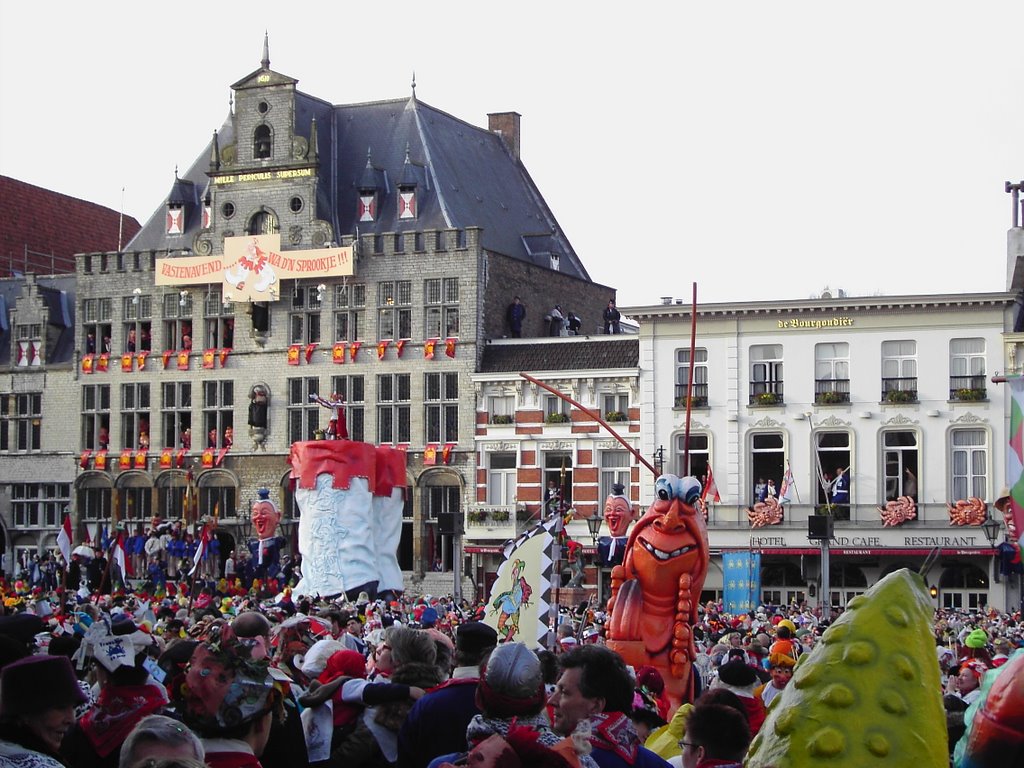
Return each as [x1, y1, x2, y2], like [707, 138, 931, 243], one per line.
[606, 474, 709, 711]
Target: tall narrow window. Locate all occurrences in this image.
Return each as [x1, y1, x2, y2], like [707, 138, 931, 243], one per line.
[488, 453, 518, 505]
[600, 451, 631, 502]
[13, 484, 69, 529]
[289, 285, 322, 345]
[881, 341, 917, 400]
[425, 372, 459, 443]
[951, 429, 987, 501]
[378, 281, 412, 340]
[123, 295, 153, 354]
[204, 289, 235, 349]
[335, 284, 366, 343]
[602, 392, 629, 421]
[287, 378, 320, 443]
[815, 342, 850, 403]
[950, 338, 986, 400]
[82, 385, 110, 451]
[254, 124, 272, 159]
[121, 383, 150, 450]
[82, 298, 112, 355]
[203, 380, 234, 449]
[164, 292, 194, 351]
[161, 382, 192, 450]
[488, 394, 515, 425]
[424, 278, 459, 338]
[544, 394, 570, 423]
[13, 393, 42, 453]
[676, 348, 709, 407]
[750, 432, 785, 505]
[331, 375, 366, 442]
[750, 345, 784, 405]
[0, 393, 9, 451]
[815, 431, 851, 511]
[883, 431, 919, 501]
[674, 434, 709, 481]
[378, 373, 411, 444]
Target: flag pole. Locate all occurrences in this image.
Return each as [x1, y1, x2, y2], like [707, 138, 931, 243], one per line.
[682, 282, 697, 473]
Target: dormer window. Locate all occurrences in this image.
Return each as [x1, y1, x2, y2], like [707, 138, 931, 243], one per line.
[398, 185, 416, 220]
[254, 124, 272, 159]
[550, 253, 560, 271]
[358, 193, 376, 222]
[167, 204, 184, 235]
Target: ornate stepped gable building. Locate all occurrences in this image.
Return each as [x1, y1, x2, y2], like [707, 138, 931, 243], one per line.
[1, 38, 613, 581]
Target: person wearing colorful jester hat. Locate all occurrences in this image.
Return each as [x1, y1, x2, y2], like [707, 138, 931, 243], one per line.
[247, 489, 288, 581]
[597, 483, 635, 568]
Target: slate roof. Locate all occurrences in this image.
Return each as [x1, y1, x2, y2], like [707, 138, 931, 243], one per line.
[480, 338, 638, 374]
[127, 61, 588, 280]
[0, 176, 141, 277]
[0, 275, 76, 366]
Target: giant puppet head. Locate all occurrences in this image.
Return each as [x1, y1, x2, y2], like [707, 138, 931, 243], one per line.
[251, 488, 281, 540]
[604, 482, 635, 537]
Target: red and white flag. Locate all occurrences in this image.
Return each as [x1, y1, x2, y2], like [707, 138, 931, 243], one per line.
[779, 464, 798, 506]
[702, 465, 722, 503]
[189, 526, 210, 577]
[112, 531, 130, 578]
[57, 511, 73, 563]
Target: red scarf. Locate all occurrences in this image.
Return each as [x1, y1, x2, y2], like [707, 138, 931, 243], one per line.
[588, 712, 641, 764]
[79, 683, 168, 757]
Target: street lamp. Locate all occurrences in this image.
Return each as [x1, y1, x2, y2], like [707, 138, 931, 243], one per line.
[586, 510, 605, 605]
[586, 510, 603, 546]
[982, 517, 1002, 584]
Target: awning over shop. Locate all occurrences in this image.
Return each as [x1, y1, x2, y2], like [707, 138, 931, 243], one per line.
[722, 547, 994, 557]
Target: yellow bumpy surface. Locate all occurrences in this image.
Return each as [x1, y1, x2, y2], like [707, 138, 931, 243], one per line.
[744, 568, 947, 767]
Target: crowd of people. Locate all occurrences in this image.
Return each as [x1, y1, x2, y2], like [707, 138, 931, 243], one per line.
[0, 570, 1020, 768]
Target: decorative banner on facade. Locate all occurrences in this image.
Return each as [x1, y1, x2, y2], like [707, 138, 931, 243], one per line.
[175, 448, 188, 468]
[1005, 376, 1024, 543]
[423, 445, 437, 465]
[121, 354, 133, 372]
[723, 551, 762, 614]
[160, 449, 174, 469]
[82, 354, 95, 374]
[79, 450, 92, 469]
[162, 350, 173, 369]
[377, 340, 390, 361]
[287, 345, 301, 365]
[202, 349, 216, 369]
[136, 352, 149, 371]
[219, 348, 231, 366]
[484, 514, 560, 648]
[395, 339, 406, 357]
[349, 341, 361, 362]
[424, 339, 437, 360]
[216, 446, 230, 466]
[154, 234, 354, 304]
[95, 450, 108, 471]
[201, 449, 215, 468]
[332, 342, 346, 364]
[445, 338, 457, 358]
[442, 443, 455, 464]
[304, 343, 317, 363]
[177, 351, 190, 371]
[119, 450, 133, 469]
[134, 451, 148, 469]
[96, 354, 109, 372]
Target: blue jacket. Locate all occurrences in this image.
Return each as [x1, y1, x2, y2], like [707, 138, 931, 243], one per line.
[397, 677, 481, 768]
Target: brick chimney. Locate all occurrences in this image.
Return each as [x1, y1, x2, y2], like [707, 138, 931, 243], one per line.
[488, 112, 521, 159]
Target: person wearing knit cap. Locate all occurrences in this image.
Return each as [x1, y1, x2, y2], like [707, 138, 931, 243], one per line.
[712, 659, 766, 736]
[0, 655, 87, 767]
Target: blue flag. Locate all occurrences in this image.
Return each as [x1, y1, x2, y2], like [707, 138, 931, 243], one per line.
[100, 525, 110, 552]
[723, 551, 761, 613]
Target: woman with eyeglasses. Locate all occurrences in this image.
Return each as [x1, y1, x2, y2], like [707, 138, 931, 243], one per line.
[678, 704, 750, 768]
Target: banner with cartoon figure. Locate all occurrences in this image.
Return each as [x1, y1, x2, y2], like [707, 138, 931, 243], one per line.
[155, 234, 353, 303]
[484, 514, 560, 648]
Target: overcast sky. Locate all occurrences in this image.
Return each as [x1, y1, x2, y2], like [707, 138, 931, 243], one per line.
[2, 2, 1021, 306]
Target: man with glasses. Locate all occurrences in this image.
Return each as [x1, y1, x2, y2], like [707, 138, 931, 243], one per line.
[679, 704, 751, 768]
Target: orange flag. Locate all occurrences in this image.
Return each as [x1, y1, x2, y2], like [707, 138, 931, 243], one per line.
[136, 351, 149, 370]
[219, 348, 231, 366]
[349, 341, 362, 362]
[377, 340, 390, 360]
[97, 354, 109, 372]
[424, 339, 437, 360]
[121, 354, 133, 372]
[82, 354, 95, 374]
[332, 342, 347, 364]
[395, 339, 407, 357]
[177, 351, 190, 370]
[202, 349, 216, 369]
[445, 338, 457, 358]
[287, 345, 301, 365]
[162, 350, 174, 369]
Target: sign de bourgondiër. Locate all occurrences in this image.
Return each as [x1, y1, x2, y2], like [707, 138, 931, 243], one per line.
[778, 317, 854, 329]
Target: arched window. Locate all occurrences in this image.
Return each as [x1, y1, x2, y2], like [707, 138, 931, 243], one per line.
[247, 208, 279, 236]
[116, 471, 153, 522]
[198, 470, 238, 520]
[254, 125, 272, 159]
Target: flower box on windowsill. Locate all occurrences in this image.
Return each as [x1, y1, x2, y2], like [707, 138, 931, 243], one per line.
[816, 391, 848, 405]
[605, 411, 628, 423]
[675, 396, 709, 409]
[952, 388, 986, 402]
[491, 415, 514, 425]
[545, 413, 570, 424]
[753, 392, 782, 406]
[885, 390, 917, 404]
